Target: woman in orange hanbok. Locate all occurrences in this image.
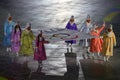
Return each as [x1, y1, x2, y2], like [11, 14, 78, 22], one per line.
[89, 22, 105, 58]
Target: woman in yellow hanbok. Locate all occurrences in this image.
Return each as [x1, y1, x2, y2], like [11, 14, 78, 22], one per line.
[101, 25, 116, 61]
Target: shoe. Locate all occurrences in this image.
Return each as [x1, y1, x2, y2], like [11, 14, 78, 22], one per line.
[6, 48, 9, 52]
[9, 48, 11, 52]
[98, 53, 100, 56]
[87, 47, 90, 53]
[106, 58, 110, 62]
[67, 48, 69, 53]
[104, 57, 106, 62]
[92, 56, 94, 60]
[16, 52, 19, 56]
[92, 53, 94, 57]
[38, 63, 43, 67]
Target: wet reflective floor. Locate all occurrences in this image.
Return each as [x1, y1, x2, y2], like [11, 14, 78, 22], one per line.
[0, 41, 83, 80]
[0, 0, 120, 80]
[80, 50, 120, 80]
[0, 41, 120, 80]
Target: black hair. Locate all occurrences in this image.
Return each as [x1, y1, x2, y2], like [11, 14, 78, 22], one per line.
[14, 24, 22, 36]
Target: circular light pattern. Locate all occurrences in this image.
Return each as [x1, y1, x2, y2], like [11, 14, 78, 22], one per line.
[42, 29, 94, 41]
[61, 35, 78, 40]
[50, 33, 70, 39]
[47, 32, 78, 41]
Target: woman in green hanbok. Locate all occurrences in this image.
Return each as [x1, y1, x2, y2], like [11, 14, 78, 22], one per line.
[20, 23, 35, 68]
[20, 23, 35, 56]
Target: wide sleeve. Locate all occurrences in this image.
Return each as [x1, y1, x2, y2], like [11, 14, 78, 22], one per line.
[11, 29, 14, 40]
[12, 21, 15, 28]
[74, 23, 78, 30]
[101, 33, 106, 38]
[21, 30, 25, 43]
[65, 22, 70, 29]
[30, 31, 36, 40]
[4, 22, 7, 35]
[80, 24, 84, 32]
[43, 37, 49, 43]
[90, 30, 98, 36]
[35, 36, 39, 47]
[98, 26, 105, 34]
[89, 24, 93, 31]
[112, 32, 116, 46]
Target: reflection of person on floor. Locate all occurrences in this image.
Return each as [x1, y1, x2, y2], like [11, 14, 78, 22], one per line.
[65, 15, 78, 53]
[89, 22, 105, 58]
[2, 14, 15, 52]
[20, 23, 35, 67]
[34, 30, 49, 69]
[101, 24, 116, 62]
[80, 15, 93, 48]
[11, 23, 22, 56]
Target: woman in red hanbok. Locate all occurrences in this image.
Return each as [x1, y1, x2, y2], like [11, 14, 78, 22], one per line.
[34, 30, 49, 67]
[90, 22, 105, 58]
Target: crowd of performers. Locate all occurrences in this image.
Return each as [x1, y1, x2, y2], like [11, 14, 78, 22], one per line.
[2, 15, 48, 67]
[2, 14, 116, 68]
[65, 15, 116, 62]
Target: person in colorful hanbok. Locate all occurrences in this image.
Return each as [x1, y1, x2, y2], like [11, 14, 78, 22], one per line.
[34, 30, 49, 68]
[20, 23, 35, 67]
[20, 23, 35, 56]
[101, 24, 116, 62]
[11, 23, 21, 56]
[65, 15, 78, 52]
[2, 15, 15, 52]
[80, 15, 93, 47]
[89, 22, 105, 58]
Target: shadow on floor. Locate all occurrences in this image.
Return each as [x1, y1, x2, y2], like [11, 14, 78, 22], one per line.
[0, 51, 79, 80]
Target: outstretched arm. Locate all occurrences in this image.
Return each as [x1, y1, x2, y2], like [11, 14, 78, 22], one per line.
[98, 21, 105, 33]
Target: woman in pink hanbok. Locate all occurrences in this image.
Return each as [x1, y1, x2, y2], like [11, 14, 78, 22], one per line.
[34, 30, 49, 67]
[11, 24, 21, 56]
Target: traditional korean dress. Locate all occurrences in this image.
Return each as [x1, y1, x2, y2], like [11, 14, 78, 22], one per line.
[11, 29, 21, 53]
[65, 22, 78, 44]
[80, 21, 93, 47]
[2, 20, 15, 46]
[101, 31, 116, 56]
[80, 22, 93, 34]
[34, 36, 48, 61]
[90, 25, 105, 53]
[20, 30, 35, 56]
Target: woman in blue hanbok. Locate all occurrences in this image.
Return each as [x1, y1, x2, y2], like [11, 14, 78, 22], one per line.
[2, 15, 15, 52]
[80, 15, 93, 48]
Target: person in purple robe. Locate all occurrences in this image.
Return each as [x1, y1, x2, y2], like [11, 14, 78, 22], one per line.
[11, 23, 21, 56]
[65, 15, 78, 52]
[34, 30, 49, 67]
